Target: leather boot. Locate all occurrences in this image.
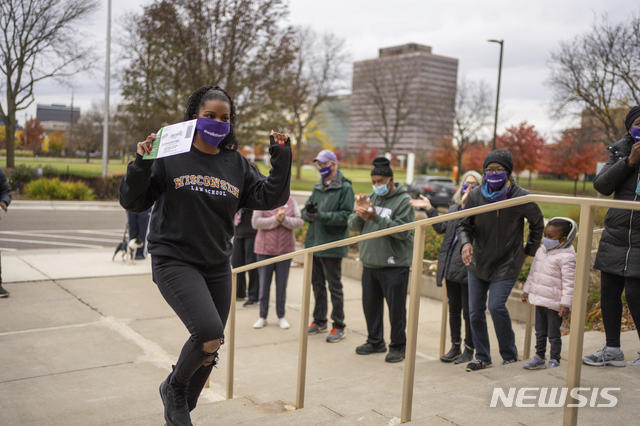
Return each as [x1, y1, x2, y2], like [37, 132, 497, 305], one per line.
[440, 343, 461, 363]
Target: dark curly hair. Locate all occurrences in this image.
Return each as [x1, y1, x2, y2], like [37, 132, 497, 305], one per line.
[184, 85, 237, 150]
[547, 218, 572, 237]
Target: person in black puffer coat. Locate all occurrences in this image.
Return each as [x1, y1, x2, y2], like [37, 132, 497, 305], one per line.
[411, 170, 482, 364]
[583, 106, 640, 368]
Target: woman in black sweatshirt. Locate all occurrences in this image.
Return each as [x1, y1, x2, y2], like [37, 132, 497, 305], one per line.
[119, 86, 291, 426]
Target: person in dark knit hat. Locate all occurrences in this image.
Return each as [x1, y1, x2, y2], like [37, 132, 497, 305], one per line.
[349, 157, 414, 363]
[585, 105, 640, 367]
[458, 149, 544, 372]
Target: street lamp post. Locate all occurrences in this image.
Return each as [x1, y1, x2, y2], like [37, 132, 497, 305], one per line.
[102, 0, 111, 178]
[488, 39, 503, 151]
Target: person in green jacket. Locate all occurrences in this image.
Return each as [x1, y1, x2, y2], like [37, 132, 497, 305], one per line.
[348, 157, 414, 363]
[302, 149, 354, 343]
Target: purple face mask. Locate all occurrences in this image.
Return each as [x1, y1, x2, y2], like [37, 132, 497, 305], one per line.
[195, 117, 230, 147]
[319, 165, 332, 179]
[485, 172, 508, 190]
[631, 128, 640, 142]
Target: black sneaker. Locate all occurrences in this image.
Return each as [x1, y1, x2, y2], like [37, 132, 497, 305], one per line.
[0, 284, 8, 298]
[502, 358, 517, 366]
[326, 328, 345, 343]
[466, 359, 492, 371]
[242, 300, 257, 307]
[356, 342, 387, 355]
[454, 346, 474, 364]
[308, 322, 328, 334]
[440, 344, 461, 363]
[159, 375, 193, 425]
[385, 348, 405, 363]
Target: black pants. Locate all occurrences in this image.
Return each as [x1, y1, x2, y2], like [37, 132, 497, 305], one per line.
[311, 256, 345, 329]
[535, 305, 562, 361]
[152, 255, 231, 391]
[362, 266, 409, 349]
[601, 271, 640, 347]
[127, 209, 150, 258]
[257, 255, 291, 319]
[231, 236, 258, 301]
[445, 280, 473, 349]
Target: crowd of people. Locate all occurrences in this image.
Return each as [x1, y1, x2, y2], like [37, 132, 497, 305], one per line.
[118, 85, 640, 426]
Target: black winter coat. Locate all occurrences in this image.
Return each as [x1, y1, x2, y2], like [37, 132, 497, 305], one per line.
[593, 135, 640, 278]
[426, 205, 468, 286]
[458, 184, 544, 282]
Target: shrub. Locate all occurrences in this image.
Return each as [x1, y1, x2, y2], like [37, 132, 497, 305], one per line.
[566, 206, 607, 227]
[24, 178, 95, 200]
[423, 227, 444, 260]
[8, 164, 37, 192]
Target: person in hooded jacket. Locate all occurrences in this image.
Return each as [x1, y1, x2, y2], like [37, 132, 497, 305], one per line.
[349, 157, 414, 363]
[522, 217, 577, 370]
[458, 149, 544, 372]
[302, 149, 355, 343]
[584, 106, 640, 367]
[410, 170, 482, 364]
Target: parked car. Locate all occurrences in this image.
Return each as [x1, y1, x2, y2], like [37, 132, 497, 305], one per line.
[407, 175, 456, 207]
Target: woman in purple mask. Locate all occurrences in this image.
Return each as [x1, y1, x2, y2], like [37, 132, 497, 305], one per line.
[583, 105, 640, 367]
[120, 85, 291, 425]
[410, 170, 482, 364]
[457, 149, 543, 372]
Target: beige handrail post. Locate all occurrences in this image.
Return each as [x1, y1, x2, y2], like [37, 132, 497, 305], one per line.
[225, 272, 238, 399]
[439, 284, 448, 358]
[296, 251, 314, 409]
[563, 203, 594, 426]
[523, 303, 534, 361]
[401, 224, 427, 423]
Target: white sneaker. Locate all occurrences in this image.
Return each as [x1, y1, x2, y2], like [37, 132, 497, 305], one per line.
[278, 318, 290, 329]
[253, 318, 267, 329]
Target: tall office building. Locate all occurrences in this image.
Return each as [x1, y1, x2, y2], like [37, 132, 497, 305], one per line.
[348, 43, 458, 156]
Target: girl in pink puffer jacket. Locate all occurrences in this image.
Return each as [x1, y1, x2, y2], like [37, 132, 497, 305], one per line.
[522, 217, 577, 370]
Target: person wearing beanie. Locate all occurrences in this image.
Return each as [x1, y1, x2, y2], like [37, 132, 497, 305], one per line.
[302, 149, 354, 343]
[458, 149, 544, 372]
[349, 157, 415, 363]
[585, 105, 640, 367]
[410, 170, 482, 364]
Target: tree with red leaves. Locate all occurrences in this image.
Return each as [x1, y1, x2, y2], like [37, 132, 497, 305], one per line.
[548, 128, 607, 195]
[496, 121, 546, 185]
[461, 142, 491, 172]
[430, 137, 457, 170]
[23, 118, 45, 155]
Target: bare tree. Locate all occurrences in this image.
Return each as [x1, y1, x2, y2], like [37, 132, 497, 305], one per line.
[548, 14, 640, 144]
[451, 78, 492, 180]
[359, 63, 415, 154]
[0, 0, 98, 168]
[283, 28, 348, 179]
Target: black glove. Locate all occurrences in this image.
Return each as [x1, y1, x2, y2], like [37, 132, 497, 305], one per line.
[269, 134, 291, 147]
[304, 202, 319, 221]
[305, 202, 318, 214]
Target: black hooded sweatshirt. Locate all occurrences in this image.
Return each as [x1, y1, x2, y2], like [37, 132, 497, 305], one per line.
[119, 142, 291, 268]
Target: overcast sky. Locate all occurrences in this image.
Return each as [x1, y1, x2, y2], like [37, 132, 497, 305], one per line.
[24, 0, 637, 141]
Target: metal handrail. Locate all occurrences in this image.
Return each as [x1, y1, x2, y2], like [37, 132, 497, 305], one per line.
[224, 193, 640, 426]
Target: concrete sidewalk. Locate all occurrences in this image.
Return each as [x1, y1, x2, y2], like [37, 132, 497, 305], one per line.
[1, 249, 639, 425]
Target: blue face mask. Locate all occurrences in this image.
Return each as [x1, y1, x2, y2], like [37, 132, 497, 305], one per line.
[372, 180, 390, 196]
[542, 237, 561, 251]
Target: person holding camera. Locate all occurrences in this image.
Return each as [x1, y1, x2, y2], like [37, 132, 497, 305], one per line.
[302, 149, 354, 343]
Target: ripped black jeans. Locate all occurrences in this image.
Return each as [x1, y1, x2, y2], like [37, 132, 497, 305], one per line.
[152, 255, 231, 392]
